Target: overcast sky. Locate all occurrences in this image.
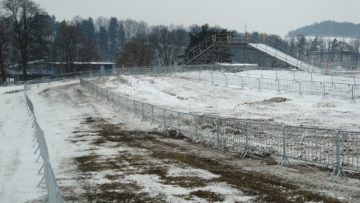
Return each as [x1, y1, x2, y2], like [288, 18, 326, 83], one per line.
[33, 0, 360, 36]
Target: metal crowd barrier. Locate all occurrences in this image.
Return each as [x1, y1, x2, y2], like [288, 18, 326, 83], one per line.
[179, 70, 359, 102]
[80, 77, 360, 178]
[24, 84, 63, 203]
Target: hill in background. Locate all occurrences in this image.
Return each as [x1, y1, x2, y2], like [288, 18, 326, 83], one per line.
[288, 20, 360, 38]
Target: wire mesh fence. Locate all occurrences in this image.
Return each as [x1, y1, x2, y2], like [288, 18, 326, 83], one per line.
[178, 70, 359, 102]
[16, 64, 358, 202]
[80, 77, 360, 177]
[24, 85, 63, 203]
[237, 70, 360, 85]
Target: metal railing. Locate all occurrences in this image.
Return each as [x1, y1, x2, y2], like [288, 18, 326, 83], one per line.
[24, 84, 64, 203]
[237, 70, 360, 85]
[184, 33, 360, 72]
[80, 77, 360, 177]
[16, 63, 359, 191]
[179, 70, 359, 102]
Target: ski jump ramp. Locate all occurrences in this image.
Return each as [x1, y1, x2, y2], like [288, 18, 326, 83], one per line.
[248, 43, 320, 72]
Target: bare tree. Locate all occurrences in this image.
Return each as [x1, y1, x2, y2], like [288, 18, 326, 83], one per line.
[2, 0, 46, 80]
[149, 25, 188, 66]
[117, 38, 153, 67]
[0, 17, 10, 83]
[123, 19, 149, 41]
[55, 21, 81, 72]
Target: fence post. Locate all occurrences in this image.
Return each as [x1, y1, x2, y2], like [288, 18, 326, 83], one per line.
[322, 83, 327, 99]
[141, 103, 145, 120]
[242, 123, 249, 158]
[216, 118, 222, 147]
[331, 132, 345, 180]
[163, 109, 166, 129]
[299, 81, 302, 95]
[351, 85, 356, 103]
[222, 119, 227, 150]
[278, 126, 289, 167]
[133, 100, 136, 116]
[258, 78, 261, 90]
[151, 105, 155, 124]
[224, 74, 228, 87]
[191, 116, 196, 142]
[177, 112, 181, 134]
[277, 79, 280, 93]
[211, 71, 214, 85]
[293, 71, 296, 81]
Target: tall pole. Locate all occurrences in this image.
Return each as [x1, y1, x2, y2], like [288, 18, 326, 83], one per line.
[245, 23, 248, 42]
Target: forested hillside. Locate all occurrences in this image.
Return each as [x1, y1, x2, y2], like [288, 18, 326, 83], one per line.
[288, 21, 360, 38]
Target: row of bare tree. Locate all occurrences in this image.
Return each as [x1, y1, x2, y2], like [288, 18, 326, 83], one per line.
[0, 0, 51, 81]
[0, 0, 190, 82]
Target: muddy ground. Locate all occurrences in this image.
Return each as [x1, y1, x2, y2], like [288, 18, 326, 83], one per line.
[32, 84, 360, 203]
[63, 116, 346, 202]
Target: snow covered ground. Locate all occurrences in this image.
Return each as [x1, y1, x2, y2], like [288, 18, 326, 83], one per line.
[98, 73, 360, 131]
[0, 86, 46, 202]
[1, 73, 360, 202]
[25, 81, 257, 202]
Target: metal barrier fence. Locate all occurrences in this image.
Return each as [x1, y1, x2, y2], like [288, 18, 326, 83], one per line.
[16, 63, 359, 201]
[178, 70, 359, 102]
[80, 77, 360, 177]
[236, 70, 360, 85]
[24, 84, 64, 203]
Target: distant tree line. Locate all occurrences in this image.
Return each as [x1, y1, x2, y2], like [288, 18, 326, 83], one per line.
[1, 0, 359, 82]
[0, 0, 190, 81]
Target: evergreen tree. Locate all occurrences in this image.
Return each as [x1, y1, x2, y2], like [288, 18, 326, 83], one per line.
[97, 26, 109, 60]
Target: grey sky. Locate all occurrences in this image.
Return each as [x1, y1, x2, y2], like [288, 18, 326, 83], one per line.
[33, 0, 360, 36]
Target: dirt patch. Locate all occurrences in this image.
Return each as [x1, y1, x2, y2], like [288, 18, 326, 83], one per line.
[73, 154, 101, 172]
[81, 182, 159, 203]
[164, 89, 176, 97]
[68, 116, 344, 202]
[245, 97, 291, 105]
[3, 89, 23, 94]
[151, 151, 341, 202]
[317, 102, 337, 108]
[92, 77, 107, 84]
[190, 190, 224, 202]
[111, 76, 129, 84]
[263, 97, 290, 103]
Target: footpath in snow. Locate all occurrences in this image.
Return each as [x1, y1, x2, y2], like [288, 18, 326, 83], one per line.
[1, 77, 360, 202]
[0, 86, 46, 202]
